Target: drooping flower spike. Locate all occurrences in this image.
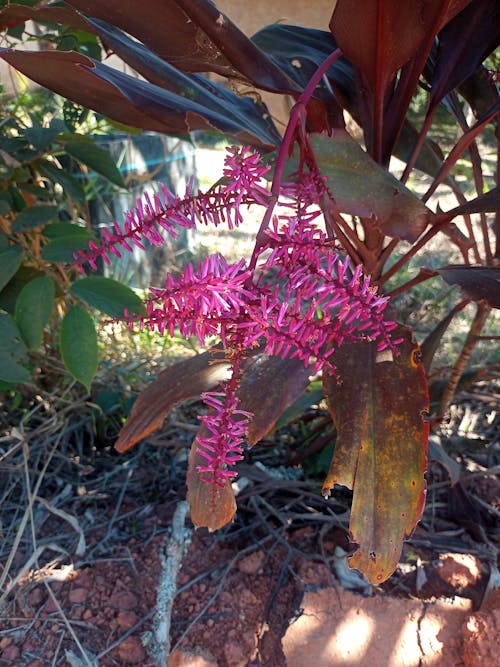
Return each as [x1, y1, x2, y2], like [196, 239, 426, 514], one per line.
[74, 145, 400, 484]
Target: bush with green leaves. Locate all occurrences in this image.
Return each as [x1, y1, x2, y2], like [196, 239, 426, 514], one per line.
[1, 0, 499, 584]
[0, 84, 147, 390]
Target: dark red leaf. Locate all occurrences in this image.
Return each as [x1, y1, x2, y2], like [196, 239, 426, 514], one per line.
[0, 49, 279, 147]
[64, 0, 297, 93]
[445, 187, 500, 217]
[428, 0, 500, 113]
[0, 3, 90, 32]
[114, 350, 231, 453]
[438, 266, 500, 308]
[237, 354, 312, 446]
[323, 325, 429, 583]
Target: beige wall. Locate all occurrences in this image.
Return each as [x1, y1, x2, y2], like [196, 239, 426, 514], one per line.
[217, 1, 335, 36]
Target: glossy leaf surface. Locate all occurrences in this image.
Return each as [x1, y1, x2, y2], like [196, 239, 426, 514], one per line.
[65, 0, 295, 92]
[311, 132, 433, 242]
[438, 266, 500, 308]
[323, 325, 429, 583]
[0, 49, 279, 148]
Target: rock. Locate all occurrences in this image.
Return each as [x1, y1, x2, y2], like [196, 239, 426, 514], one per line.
[463, 589, 500, 667]
[283, 587, 471, 667]
[1, 645, 20, 661]
[169, 648, 219, 666]
[116, 611, 139, 630]
[68, 587, 89, 604]
[237, 551, 265, 575]
[116, 635, 146, 664]
[109, 590, 138, 610]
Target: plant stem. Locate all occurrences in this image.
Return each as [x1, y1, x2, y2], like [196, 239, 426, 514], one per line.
[249, 48, 343, 269]
[439, 301, 492, 415]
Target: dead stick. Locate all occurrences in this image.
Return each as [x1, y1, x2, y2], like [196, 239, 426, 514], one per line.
[143, 500, 191, 667]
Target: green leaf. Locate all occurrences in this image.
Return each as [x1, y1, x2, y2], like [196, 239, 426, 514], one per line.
[25, 122, 64, 152]
[310, 132, 433, 242]
[15, 276, 55, 349]
[12, 205, 59, 232]
[60, 305, 98, 390]
[322, 324, 429, 584]
[38, 160, 86, 204]
[0, 246, 23, 293]
[0, 266, 45, 314]
[71, 276, 146, 318]
[63, 136, 125, 187]
[42, 225, 95, 263]
[0, 312, 29, 383]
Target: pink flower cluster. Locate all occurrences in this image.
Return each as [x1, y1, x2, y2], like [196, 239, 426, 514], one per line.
[74, 146, 399, 485]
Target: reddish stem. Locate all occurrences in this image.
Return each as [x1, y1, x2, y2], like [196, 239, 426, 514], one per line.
[249, 48, 343, 270]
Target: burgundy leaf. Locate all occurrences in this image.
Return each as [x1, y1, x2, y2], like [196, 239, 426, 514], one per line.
[0, 3, 90, 32]
[237, 354, 312, 446]
[64, 0, 297, 93]
[438, 266, 500, 308]
[0, 49, 279, 148]
[428, 0, 500, 113]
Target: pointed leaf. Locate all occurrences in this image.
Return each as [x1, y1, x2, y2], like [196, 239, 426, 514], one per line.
[15, 276, 55, 350]
[420, 301, 468, 372]
[428, 0, 500, 113]
[0, 4, 92, 32]
[323, 325, 429, 584]
[236, 354, 312, 445]
[83, 17, 281, 146]
[60, 305, 98, 391]
[115, 350, 232, 453]
[0, 246, 23, 293]
[445, 187, 500, 217]
[438, 265, 500, 308]
[311, 132, 433, 241]
[12, 205, 58, 232]
[63, 136, 125, 187]
[65, 0, 295, 93]
[0, 312, 29, 383]
[0, 49, 278, 148]
[71, 277, 146, 318]
[187, 425, 236, 531]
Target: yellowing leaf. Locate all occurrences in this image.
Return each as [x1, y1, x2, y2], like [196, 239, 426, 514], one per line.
[323, 324, 429, 583]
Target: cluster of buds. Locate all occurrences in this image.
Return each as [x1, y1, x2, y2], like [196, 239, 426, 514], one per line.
[73, 146, 399, 486]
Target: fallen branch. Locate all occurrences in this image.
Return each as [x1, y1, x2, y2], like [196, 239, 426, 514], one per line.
[143, 500, 191, 667]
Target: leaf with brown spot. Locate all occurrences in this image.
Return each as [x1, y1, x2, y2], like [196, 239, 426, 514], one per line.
[115, 349, 231, 453]
[237, 354, 312, 446]
[322, 324, 429, 583]
[186, 426, 236, 531]
[311, 132, 433, 242]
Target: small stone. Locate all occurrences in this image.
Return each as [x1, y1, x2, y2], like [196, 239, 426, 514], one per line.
[28, 587, 44, 607]
[237, 551, 265, 575]
[0, 638, 11, 649]
[116, 635, 146, 664]
[223, 639, 247, 667]
[44, 596, 58, 613]
[117, 611, 139, 630]
[69, 587, 89, 604]
[82, 609, 93, 621]
[1, 645, 21, 661]
[169, 648, 219, 667]
[109, 591, 138, 611]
